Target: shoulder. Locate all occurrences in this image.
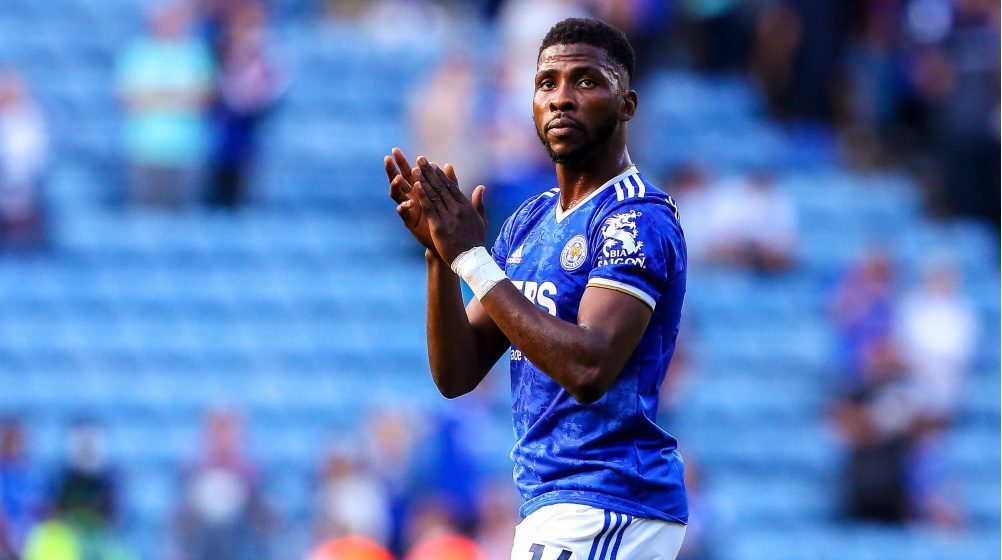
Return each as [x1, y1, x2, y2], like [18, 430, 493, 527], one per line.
[503, 187, 559, 229]
[591, 176, 683, 239]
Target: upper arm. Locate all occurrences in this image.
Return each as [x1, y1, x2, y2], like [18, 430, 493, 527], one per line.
[577, 197, 684, 386]
[577, 286, 652, 381]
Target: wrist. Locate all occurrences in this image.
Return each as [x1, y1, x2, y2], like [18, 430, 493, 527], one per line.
[450, 246, 507, 300]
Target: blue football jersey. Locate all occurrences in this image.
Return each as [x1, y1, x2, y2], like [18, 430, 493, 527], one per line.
[490, 165, 688, 524]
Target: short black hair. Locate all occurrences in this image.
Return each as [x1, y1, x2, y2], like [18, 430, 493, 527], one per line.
[538, 17, 636, 85]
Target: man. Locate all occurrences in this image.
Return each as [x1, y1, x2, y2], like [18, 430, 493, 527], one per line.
[385, 18, 687, 559]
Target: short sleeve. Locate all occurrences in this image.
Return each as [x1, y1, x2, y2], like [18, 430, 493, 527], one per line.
[490, 213, 515, 269]
[586, 199, 685, 311]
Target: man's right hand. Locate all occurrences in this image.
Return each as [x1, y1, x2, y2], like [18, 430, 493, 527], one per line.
[385, 147, 461, 257]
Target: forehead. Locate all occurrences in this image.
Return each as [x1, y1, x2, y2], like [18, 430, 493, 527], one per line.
[536, 43, 617, 73]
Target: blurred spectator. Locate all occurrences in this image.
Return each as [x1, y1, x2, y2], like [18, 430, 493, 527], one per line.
[116, 1, 215, 208]
[177, 410, 272, 560]
[404, 498, 486, 560]
[702, 170, 798, 273]
[831, 250, 898, 385]
[0, 70, 48, 251]
[677, 0, 753, 73]
[306, 535, 393, 560]
[472, 483, 517, 560]
[677, 454, 721, 560]
[829, 250, 916, 523]
[408, 56, 485, 195]
[55, 421, 118, 528]
[896, 259, 977, 421]
[42, 420, 137, 560]
[406, 533, 487, 560]
[0, 419, 43, 552]
[206, 1, 282, 208]
[749, 1, 801, 119]
[831, 351, 915, 523]
[313, 444, 391, 545]
[0, 515, 14, 560]
[361, 410, 420, 556]
[667, 163, 713, 263]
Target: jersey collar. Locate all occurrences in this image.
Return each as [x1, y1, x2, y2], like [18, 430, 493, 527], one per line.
[554, 164, 639, 224]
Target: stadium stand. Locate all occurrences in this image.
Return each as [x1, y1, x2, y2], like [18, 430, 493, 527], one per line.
[0, 3, 997, 559]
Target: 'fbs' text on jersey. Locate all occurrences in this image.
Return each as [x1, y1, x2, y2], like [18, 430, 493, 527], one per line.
[510, 280, 558, 316]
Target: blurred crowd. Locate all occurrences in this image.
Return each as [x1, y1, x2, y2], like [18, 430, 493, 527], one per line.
[829, 251, 977, 528]
[1, 0, 283, 251]
[0, 0, 995, 252]
[0, 0, 995, 558]
[0, 407, 515, 560]
[0, 405, 722, 560]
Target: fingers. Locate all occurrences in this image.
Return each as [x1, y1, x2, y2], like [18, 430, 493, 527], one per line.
[414, 181, 440, 217]
[443, 163, 458, 184]
[390, 175, 413, 203]
[415, 156, 445, 193]
[392, 148, 413, 183]
[396, 199, 419, 227]
[417, 156, 464, 205]
[384, 155, 399, 184]
[433, 164, 467, 203]
[471, 184, 487, 224]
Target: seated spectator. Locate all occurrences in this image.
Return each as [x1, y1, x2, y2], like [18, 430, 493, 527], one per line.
[831, 342, 915, 523]
[667, 163, 714, 263]
[39, 420, 137, 560]
[0, 418, 43, 553]
[177, 410, 272, 560]
[471, 483, 517, 560]
[0, 514, 13, 560]
[896, 259, 977, 422]
[0, 70, 48, 251]
[404, 498, 486, 560]
[306, 535, 393, 560]
[116, 1, 214, 208]
[831, 250, 898, 385]
[313, 444, 391, 546]
[54, 420, 118, 529]
[207, 1, 282, 208]
[702, 169, 798, 272]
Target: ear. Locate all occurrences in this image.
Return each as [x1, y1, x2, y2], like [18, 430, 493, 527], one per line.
[620, 89, 638, 122]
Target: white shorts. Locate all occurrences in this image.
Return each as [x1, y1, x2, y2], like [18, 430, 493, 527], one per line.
[510, 503, 686, 560]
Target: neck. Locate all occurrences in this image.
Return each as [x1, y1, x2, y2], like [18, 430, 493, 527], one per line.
[556, 144, 633, 211]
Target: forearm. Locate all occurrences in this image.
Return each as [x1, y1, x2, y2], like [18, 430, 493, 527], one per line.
[425, 251, 492, 397]
[479, 282, 611, 403]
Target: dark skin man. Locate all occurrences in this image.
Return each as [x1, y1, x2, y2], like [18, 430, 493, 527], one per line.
[384, 43, 648, 404]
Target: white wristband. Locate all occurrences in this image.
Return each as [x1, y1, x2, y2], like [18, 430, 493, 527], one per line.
[450, 246, 507, 300]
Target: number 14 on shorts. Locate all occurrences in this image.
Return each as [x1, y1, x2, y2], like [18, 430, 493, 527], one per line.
[530, 543, 572, 560]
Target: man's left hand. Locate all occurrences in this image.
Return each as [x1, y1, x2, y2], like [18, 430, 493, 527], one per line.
[412, 156, 488, 266]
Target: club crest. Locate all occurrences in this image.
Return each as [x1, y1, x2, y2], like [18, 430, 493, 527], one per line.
[560, 234, 588, 271]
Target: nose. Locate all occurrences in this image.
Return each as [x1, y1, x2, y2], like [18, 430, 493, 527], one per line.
[548, 81, 576, 113]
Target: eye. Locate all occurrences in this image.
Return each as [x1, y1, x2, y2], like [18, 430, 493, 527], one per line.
[579, 78, 596, 88]
[538, 79, 556, 90]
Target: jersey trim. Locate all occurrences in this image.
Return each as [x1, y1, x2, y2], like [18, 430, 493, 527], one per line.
[555, 165, 638, 223]
[587, 277, 657, 311]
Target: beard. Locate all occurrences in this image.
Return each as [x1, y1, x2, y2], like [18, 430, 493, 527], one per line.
[536, 111, 619, 168]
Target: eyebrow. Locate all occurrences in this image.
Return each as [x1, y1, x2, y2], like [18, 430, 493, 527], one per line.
[535, 63, 607, 78]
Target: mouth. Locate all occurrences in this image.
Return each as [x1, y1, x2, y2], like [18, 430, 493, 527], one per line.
[546, 117, 582, 137]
